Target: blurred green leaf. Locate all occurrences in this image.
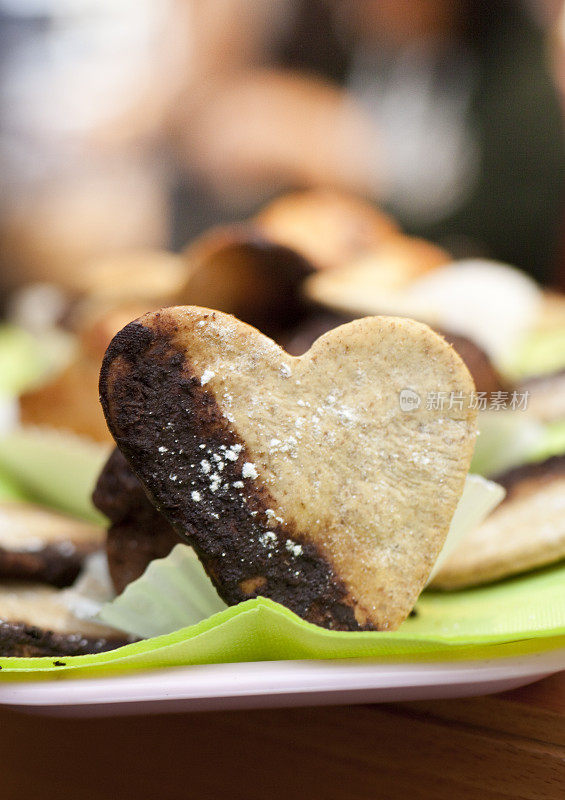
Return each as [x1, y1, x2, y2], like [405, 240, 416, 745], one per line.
[0, 428, 111, 524]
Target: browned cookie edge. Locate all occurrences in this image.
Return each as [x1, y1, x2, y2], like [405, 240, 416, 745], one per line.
[0, 621, 129, 658]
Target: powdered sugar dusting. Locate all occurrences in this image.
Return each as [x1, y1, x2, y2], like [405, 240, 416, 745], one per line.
[242, 462, 258, 480]
[209, 472, 222, 492]
[259, 531, 277, 548]
[285, 539, 303, 557]
[265, 508, 285, 526]
[200, 369, 215, 386]
[224, 443, 243, 461]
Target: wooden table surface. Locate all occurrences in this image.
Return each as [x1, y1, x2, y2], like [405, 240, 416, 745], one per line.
[0, 670, 563, 800]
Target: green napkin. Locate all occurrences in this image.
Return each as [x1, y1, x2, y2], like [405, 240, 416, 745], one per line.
[1, 561, 564, 680]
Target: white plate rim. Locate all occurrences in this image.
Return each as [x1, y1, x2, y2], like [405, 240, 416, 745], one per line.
[1, 649, 564, 715]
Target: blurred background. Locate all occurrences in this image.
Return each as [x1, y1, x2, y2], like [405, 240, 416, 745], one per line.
[2, 0, 565, 298]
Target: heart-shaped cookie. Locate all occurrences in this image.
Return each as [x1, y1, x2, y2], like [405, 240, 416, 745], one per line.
[100, 308, 477, 631]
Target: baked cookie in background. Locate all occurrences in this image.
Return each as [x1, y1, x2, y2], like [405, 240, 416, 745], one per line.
[0, 582, 128, 658]
[431, 456, 565, 590]
[0, 502, 104, 588]
[93, 449, 179, 595]
[304, 258, 542, 369]
[253, 188, 399, 271]
[180, 226, 315, 338]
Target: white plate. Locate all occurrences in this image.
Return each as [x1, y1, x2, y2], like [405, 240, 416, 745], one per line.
[1, 650, 564, 717]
